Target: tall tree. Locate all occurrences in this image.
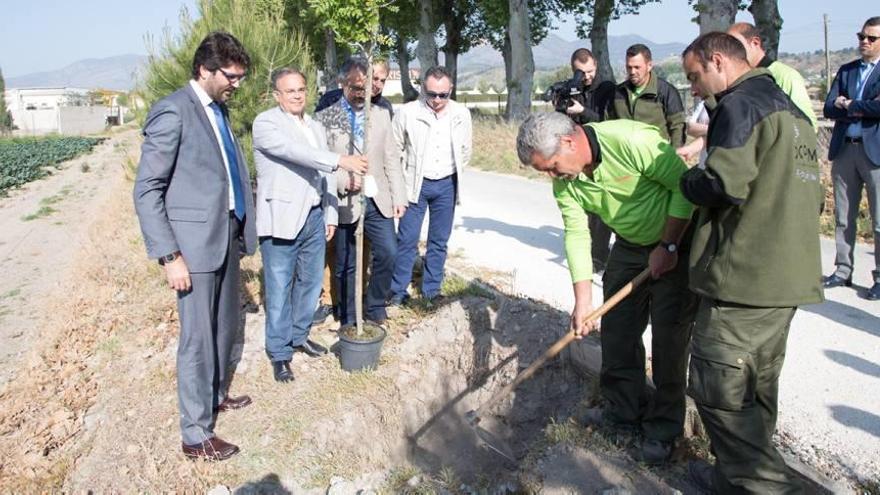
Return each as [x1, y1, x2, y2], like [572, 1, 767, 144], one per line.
[506, 0, 534, 120]
[0, 67, 12, 134]
[142, 0, 315, 170]
[691, 0, 745, 34]
[437, 0, 479, 99]
[416, 0, 439, 71]
[382, 0, 420, 101]
[748, 0, 781, 59]
[474, 0, 564, 120]
[567, 0, 661, 84]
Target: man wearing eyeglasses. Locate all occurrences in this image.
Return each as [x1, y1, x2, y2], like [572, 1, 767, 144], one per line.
[389, 66, 472, 305]
[134, 32, 255, 461]
[823, 16, 880, 301]
[316, 58, 406, 327]
[253, 68, 369, 382]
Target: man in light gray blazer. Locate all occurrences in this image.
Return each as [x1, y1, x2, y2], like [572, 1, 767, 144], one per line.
[253, 68, 367, 382]
[133, 32, 255, 461]
[316, 58, 406, 327]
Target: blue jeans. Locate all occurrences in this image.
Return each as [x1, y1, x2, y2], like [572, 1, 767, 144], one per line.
[391, 174, 457, 300]
[260, 206, 325, 362]
[335, 199, 398, 324]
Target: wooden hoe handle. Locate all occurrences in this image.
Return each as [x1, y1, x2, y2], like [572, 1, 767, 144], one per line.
[474, 267, 652, 418]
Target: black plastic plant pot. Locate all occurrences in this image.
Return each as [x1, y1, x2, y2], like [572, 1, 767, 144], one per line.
[338, 322, 387, 372]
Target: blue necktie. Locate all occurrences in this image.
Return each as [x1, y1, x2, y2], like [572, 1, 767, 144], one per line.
[209, 102, 246, 220]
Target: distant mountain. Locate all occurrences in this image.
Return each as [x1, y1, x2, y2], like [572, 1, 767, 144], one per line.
[456, 33, 687, 72]
[6, 54, 148, 91]
[2, 35, 684, 93]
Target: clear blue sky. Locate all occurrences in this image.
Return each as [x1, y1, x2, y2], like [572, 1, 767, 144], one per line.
[0, 0, 874, 78]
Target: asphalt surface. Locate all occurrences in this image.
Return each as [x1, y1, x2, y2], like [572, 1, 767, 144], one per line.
[445, 168, 879, 483]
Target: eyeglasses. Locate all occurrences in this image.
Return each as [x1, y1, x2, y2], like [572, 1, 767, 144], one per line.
[217, 68, 247, 83]
[425, 91, 450, 100]
[857, 32, 880, 43]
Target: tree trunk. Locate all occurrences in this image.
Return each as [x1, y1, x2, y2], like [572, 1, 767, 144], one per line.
[395, 34, 420, 102]
[590, 0, 615, 84]
[506, 0, 534, 121]
[748, 0, 782, 59]
[416, 0, 438, 73]
[444, 50, 459, 99]
[323, 29, 339, 89]
[696, 0, 739, 34]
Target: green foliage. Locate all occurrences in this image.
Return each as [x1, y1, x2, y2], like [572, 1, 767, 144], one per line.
[0, 136, 103, 194]
[0, 67, 13, 134]
[307, 0, 396, 55]
[140, 0, 315, 172]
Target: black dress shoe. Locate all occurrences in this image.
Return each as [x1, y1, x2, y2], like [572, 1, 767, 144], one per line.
[867, 283, 880, 301]
[312, 304, 335, 325]
[182, 437, 240, 461]
[272, 360, 294, 382]
[215, 394, 252, 413]
[822, 273, 852, 288]
[295, 339, 328, 357]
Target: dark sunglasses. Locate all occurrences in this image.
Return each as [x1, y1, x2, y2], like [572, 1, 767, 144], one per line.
[857, 32, 880, 43]
[217, 68, 247, 83]
[425, 91, 450, 100]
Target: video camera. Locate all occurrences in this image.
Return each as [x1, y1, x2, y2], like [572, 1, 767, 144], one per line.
[541, 69, 586, 114]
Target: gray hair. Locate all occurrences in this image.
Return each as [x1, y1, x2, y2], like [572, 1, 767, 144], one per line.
[516, 112, 578, 165]
[338, 57, 369, 81]
[271, 67, 306, 90]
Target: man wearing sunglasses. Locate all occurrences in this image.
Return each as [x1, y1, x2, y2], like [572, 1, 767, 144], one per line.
[389, 66, 472, 305]
[823, 16, 880, 301]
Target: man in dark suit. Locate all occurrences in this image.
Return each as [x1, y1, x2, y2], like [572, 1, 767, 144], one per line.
[133, 32, 256, 461]
[823, 16, 880, 301]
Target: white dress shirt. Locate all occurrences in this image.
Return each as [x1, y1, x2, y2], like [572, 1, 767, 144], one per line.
[189, 80, 236, 211]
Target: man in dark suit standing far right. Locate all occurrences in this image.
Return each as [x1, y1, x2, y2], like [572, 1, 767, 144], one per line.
[823, 16, 880, 301]
[134, 31, 257, 461]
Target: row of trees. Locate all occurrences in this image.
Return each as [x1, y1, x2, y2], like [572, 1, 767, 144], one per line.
[140, 0, 786, 137]
[288, 0, 784, 121]
[0, 68, 14, 135]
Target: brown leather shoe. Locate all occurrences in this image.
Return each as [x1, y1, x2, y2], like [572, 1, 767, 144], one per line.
[215, 394, 252, 413]
[181, 436, 240, 461]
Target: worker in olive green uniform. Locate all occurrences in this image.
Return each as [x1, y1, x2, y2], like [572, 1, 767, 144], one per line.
[607, 44, 687, 147]
[516, 113, 696, 464]
[680, 33, 823, 494]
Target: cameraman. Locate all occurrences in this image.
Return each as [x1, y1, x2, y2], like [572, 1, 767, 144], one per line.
[565, 48, 616, 125]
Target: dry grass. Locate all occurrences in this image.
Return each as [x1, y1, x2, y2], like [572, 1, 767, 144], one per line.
[0, 163, 177, 490]
[471, 116, 547, 181]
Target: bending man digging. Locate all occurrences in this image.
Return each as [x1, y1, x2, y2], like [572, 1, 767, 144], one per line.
[516, 113, 697, 464]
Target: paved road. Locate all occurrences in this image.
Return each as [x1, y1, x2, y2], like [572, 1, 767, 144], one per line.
[445, 168, 879, 483]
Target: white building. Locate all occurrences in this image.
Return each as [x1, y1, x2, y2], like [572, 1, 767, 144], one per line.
[4, 87, 110, 135]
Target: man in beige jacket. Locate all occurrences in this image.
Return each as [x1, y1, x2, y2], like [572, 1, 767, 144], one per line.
[316, 58, 406, 325]
[389, 66, 472, 305]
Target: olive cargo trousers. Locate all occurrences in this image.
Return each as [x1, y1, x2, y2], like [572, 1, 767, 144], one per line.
[600, 237, 697, 442]
[688, 299, 803, 494]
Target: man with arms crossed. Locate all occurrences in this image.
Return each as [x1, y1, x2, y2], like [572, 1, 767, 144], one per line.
[822, 16, 880, 301]
[517, 112, 695, 464]
[680, 32, 822, 493]
[253, 68, 367, 382]
[133, 32, 255, 461]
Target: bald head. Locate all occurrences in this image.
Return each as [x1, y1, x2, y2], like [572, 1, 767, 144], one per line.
[727, 22, 765, 67]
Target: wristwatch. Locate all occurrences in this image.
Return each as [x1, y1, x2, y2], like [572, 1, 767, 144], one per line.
[158, 252, 180, 265]
[660, 241, 678, 253]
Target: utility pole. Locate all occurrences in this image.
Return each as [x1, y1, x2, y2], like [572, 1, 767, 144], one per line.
[824, 14, 831, 93]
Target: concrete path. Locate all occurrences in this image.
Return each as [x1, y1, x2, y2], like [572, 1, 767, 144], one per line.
[445, 168, 879, 483]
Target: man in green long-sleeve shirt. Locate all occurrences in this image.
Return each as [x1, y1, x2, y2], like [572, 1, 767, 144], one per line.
[516, 113, 696, 464]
